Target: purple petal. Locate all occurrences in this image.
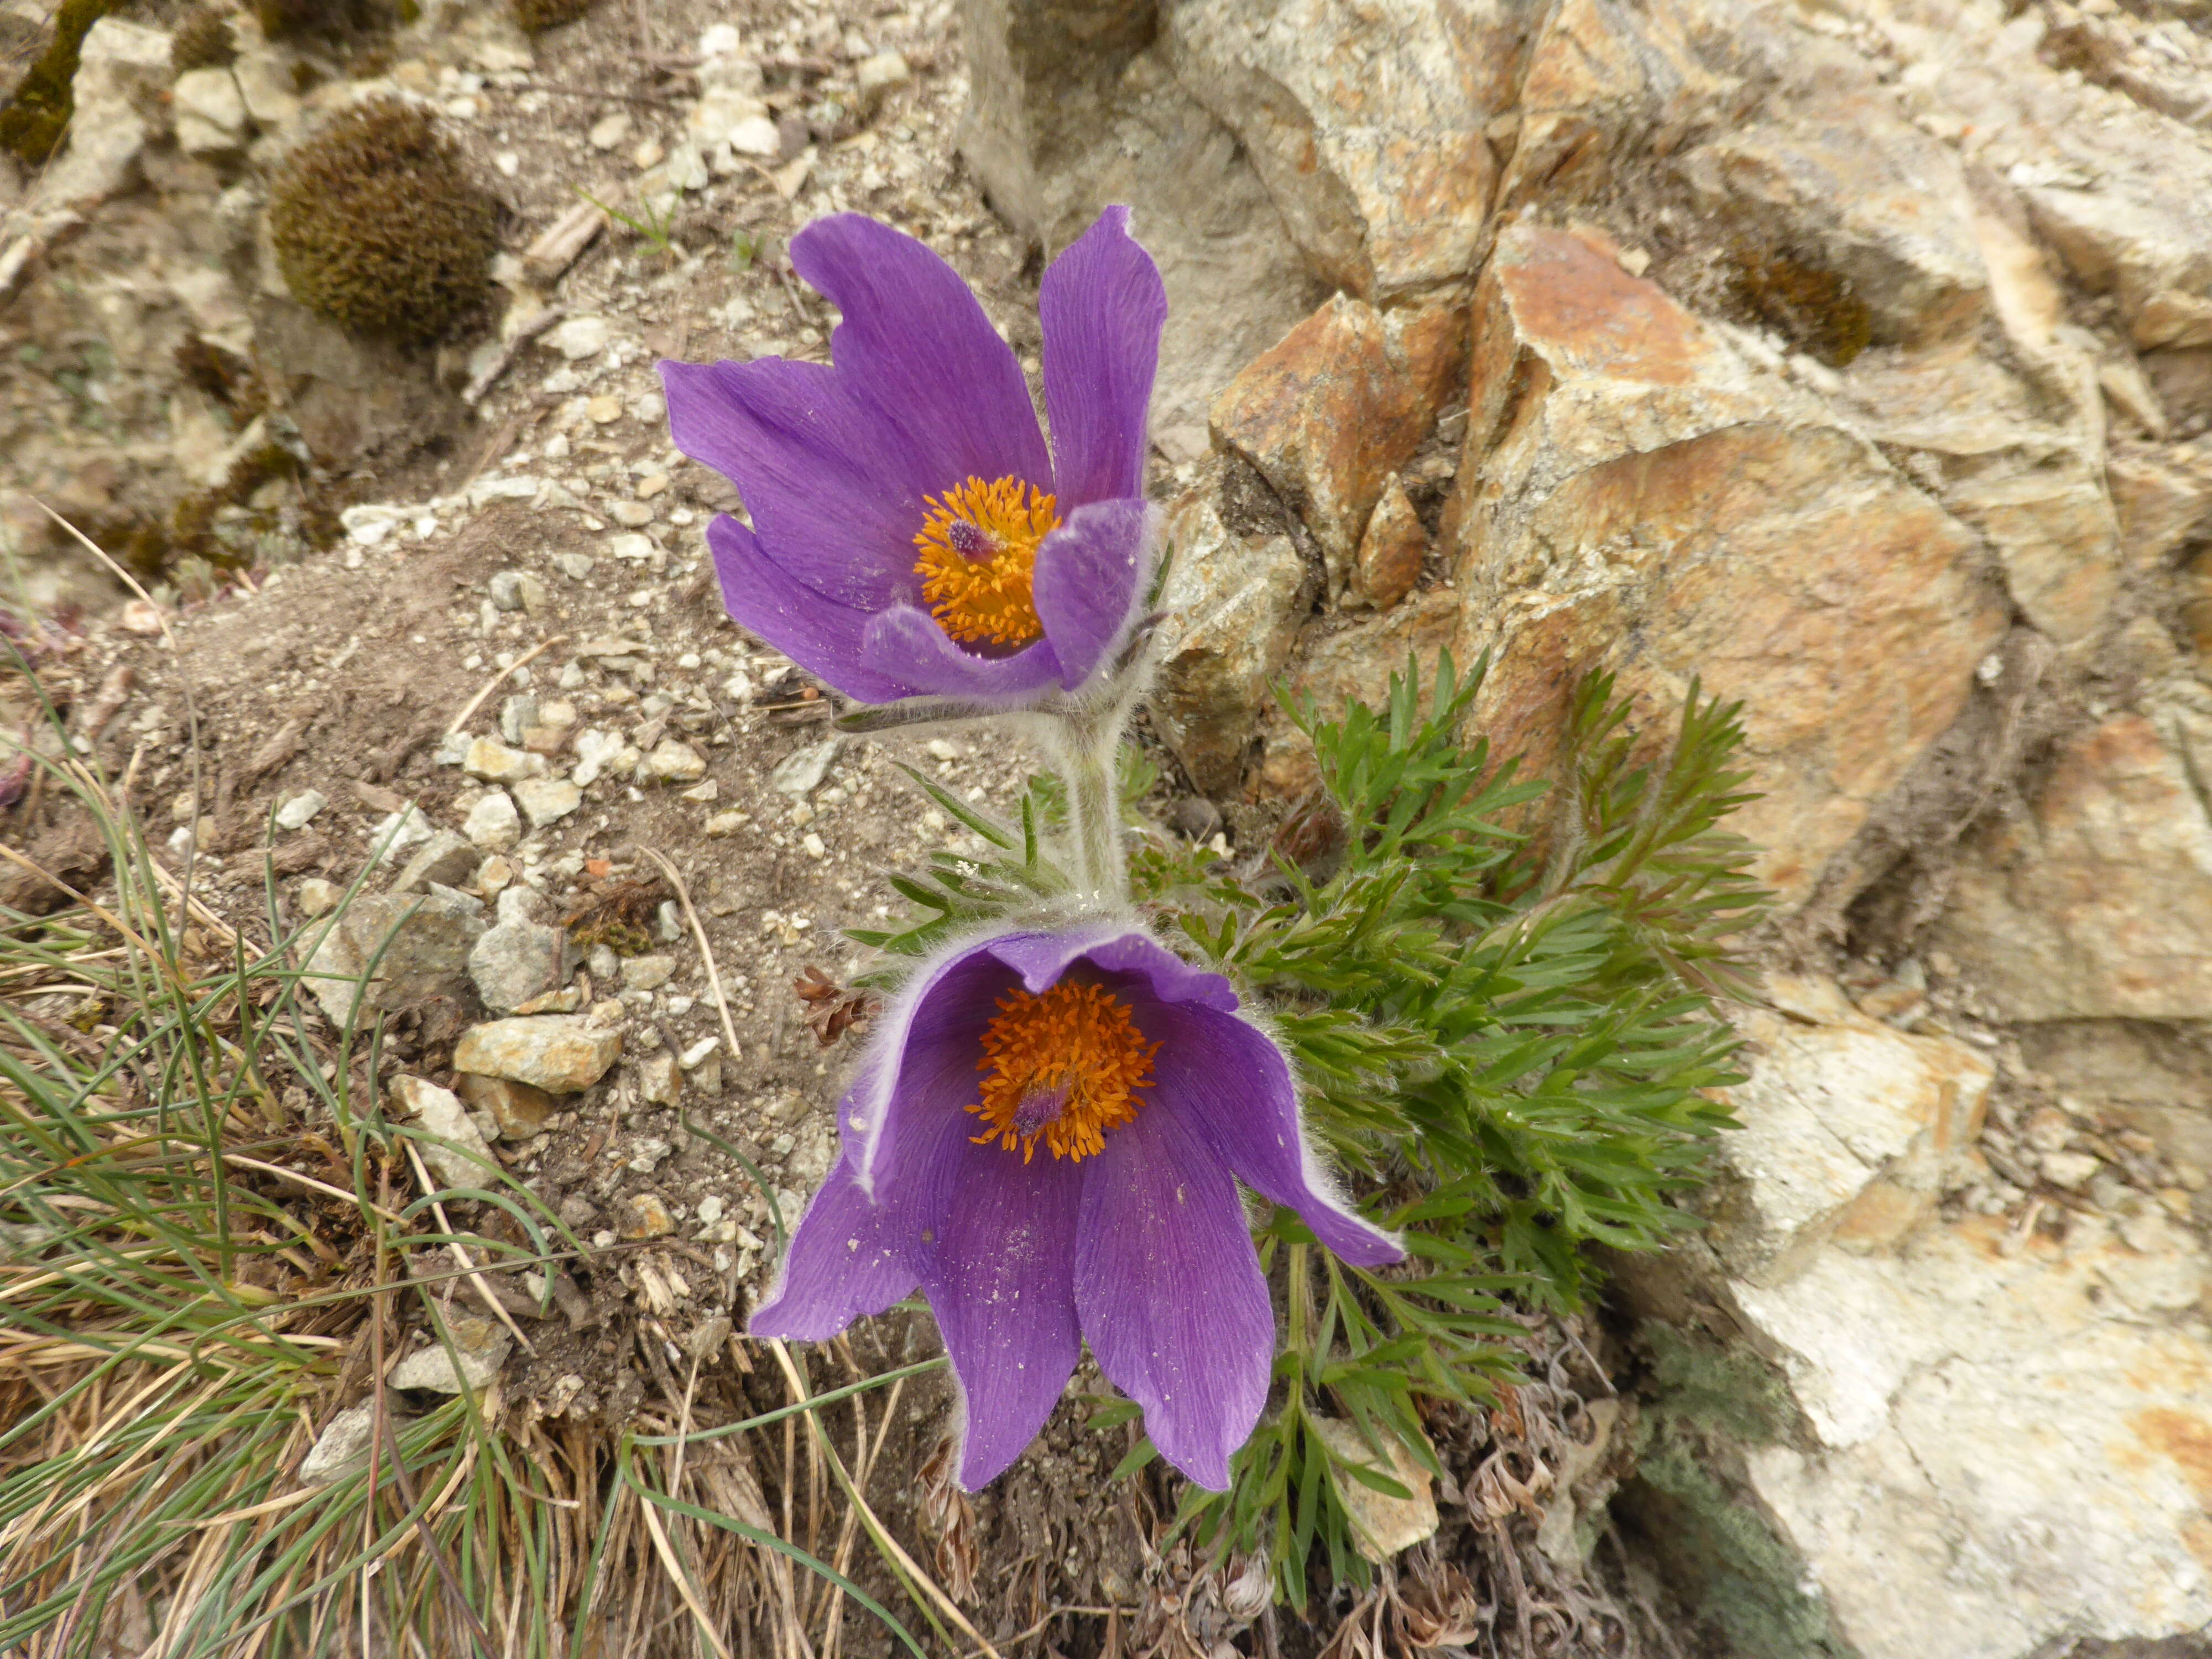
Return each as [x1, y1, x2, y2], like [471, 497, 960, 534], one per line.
[858, 606, 1068, 705]
[1150, 1005, 1404, 1268]
[980, 926, 1239, 1013]
[842, 939, 1014, 1194]
[1040, 207, 1166, 506]
[706, 515, 917, 703]
[747, 1151, 916, 1340]
[1032, 499, 1156, 691]
[915, 1141, 1086, 1489]
[1074, 1108, 1271, 1491]
[661, 357, 929, 612]
[792, 215, 1053, 502]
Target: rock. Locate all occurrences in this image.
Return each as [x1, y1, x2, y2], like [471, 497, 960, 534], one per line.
[1150, 456, 1314, 794]
[295, 877, 341, 918]
[2028, 186, 2212, 352]
[298, 1401, 387, 1485]
[487, 570, 547, 613]
[464, 737, 541, 784]
[571, 729, 640, 787]
[388, 1312, 511, 1394]
[1707, 977, 1994, 1285]
[2017, 1021, 2212, 1171]
[301, 889, 486, 1026]
[1839, 347, 2119, 648]
[274, 789, 327, 831]
[1933, 712, 2212, 1020]
[512, 777, 582, 827]
[1677, 97, 1987, 347]
[468, 911, 575, 1015]
[547, 315, 609, 361]
[1309, 1417, 1438, 1564]
[620, 953, 675, 993]
[1210, 293, 1437, 598]
[2111, 451, 2212, 573]
[463, 791, 520, 852]
[953, 0, 1323, 432]
[769, 738, 840, 797]
[368, 804, 435, 865]
[1165, 0, 1514, 300]
[390, 1075, 499, 1192]
[1731, 1218, 2212, 1656]
[1349, 474, 1425, 610]
[642, 739, 707, 784]
[454, 1072, 556, 1140]
[37, 19, 170, 208]
[171, 66, 247, 157]
[454, 1015, 622, 1093]
[637, 1051, 682, 1105]
[390, 830, 483, 895]
[1443, 223, 2006, 906]
[620, 1192, 675, 1239]
[1494, 0, 1720, 222]
[705, 811, 746, 837]
[853, 49, 911, 112]
[588, 111, 632, 151]
[231, 49, 300, 132]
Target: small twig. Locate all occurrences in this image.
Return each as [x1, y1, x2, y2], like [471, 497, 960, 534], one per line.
[445, 636, 568, 737]
[462, 303, 568, 406]
[637, 846, 744, 1070]
[402, 1140, 536, 1356]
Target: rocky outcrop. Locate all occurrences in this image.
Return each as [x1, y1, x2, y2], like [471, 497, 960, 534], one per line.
[964, 0, 2212, 1650]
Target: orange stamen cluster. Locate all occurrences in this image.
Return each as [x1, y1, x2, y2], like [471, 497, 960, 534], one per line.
[912, 476, 1060, 648]
[968, 980, 1159, 1164]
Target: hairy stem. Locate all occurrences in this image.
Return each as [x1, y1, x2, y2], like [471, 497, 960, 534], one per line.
[1053, 714, 1126, 904]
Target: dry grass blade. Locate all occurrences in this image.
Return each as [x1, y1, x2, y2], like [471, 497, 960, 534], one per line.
[0, 653, 942, 1659]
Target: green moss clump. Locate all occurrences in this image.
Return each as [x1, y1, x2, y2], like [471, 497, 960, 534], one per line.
[268, 100, 499, 344]
[510, 0, 594, 32]
[1729, 243, 1874, 369]
[170, 7, 237, 72]
[0, 0, 122, 167]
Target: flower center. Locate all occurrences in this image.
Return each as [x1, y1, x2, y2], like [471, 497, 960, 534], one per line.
[912, 476, 1060, 649]
[967, 980, 1158, 1164]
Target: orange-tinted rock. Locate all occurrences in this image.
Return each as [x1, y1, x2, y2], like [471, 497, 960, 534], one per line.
[1839, 344, 2119, 648]
[1497, 0, 1719, 217]
[1445, 224, 2006, 906]
[1166, 0, 1526, 299]
[1351, 476, 1426, 610]
[1679, 96, 1988, 347]
[1151, 456, 1317, 795]
[1933, 713, 2212, 1020]
[1210, 293, 1431, 598]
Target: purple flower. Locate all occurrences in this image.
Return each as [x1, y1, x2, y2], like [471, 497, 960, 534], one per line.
[658, 208, 1166, 706]
[749, 925, 1402, 1491]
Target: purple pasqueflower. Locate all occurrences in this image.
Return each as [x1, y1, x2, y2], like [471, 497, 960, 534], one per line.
[749, 925, 1402, 1491]
[658, 208, 1166, 707]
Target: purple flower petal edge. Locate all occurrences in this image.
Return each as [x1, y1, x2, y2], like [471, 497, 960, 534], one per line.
[1040, 206, 1166, 507]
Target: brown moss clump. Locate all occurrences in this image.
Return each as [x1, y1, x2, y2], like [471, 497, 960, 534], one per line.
[510, 0, 594, 33]
[1728, 244, 1874, 369]
[269, 100, 499, 345]
[0, 0, 122, 166]
[253, 0, 394, 38]
[170, 7, 237, 72]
